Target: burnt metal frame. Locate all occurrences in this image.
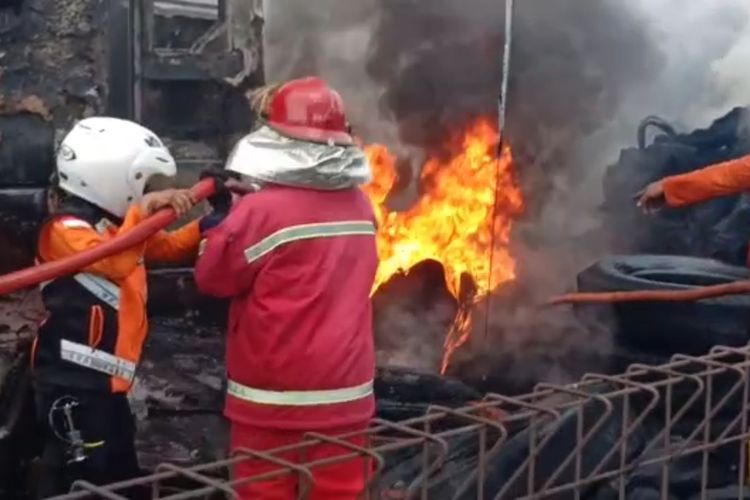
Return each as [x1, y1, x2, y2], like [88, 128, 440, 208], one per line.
[108, 0, 247, 122]
[138, 0, 249, 86]
[47, 342, 750, 499]
[141, 0, 227, 55]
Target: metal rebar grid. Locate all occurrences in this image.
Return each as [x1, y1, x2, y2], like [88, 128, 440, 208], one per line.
[51, 343, 750, 499]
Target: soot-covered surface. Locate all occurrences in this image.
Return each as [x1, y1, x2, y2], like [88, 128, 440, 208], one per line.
[132, 317, 227, 470]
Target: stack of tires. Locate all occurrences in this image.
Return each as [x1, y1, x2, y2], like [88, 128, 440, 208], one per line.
[574, 255, 750, 491]
[575, 255, 750, 369]
[591, 107, 750, 421]
[602, 108, 750, 265]
[0, 350, 39, 499]
[0, 114, 54, 273]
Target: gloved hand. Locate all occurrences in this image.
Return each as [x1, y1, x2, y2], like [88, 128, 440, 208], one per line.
[199, 168, 236, 212]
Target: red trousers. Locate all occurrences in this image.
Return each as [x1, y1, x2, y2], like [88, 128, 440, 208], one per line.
[229, 422, 371, 500]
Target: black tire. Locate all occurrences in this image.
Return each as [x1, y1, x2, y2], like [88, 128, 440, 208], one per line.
[0, 114, 55, 187]
[574, 255, 750, 355]
[375, 366, 481, 422]
[0, 348, 39, 499]
[459, 383, 646, 500]
[637, 115, 677, 150]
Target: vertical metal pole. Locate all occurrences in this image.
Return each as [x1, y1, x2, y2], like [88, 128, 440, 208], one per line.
[132, 0, 143, 123]
[497, 0, 514, 151]
[107, 0, 136, 119]
[484, 0, 515, 340]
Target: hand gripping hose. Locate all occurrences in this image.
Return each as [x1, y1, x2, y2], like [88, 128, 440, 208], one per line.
[0, 178, 216, 297]
[549, 280, 750, 305]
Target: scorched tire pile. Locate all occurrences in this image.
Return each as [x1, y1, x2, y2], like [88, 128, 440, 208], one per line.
[574, 255, 750, 357]
[602, 108, 750, 263]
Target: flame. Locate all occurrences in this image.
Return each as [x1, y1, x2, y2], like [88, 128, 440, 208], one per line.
[363, 118, 524, 374]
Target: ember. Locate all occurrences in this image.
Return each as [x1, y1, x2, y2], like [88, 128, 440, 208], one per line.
[363, 118, 524, 373]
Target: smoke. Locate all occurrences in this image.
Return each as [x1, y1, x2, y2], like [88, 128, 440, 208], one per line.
[630, 0, 750, 127]
[573, 1, 750, 190]
[262, 0, 750, 381]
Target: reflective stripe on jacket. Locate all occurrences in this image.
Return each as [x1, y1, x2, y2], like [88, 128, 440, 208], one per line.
[195, 185, 378, 430]
[34, 199, 201, 393]
[226, 379, 374, 406]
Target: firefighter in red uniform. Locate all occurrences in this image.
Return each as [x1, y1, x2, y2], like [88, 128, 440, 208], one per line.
[194, 77, 378, 499]
[34, 117, 203, 497]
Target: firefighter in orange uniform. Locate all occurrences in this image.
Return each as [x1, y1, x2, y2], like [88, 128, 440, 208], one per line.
[638, 154, 750, 264]
[33, 117, 203, 497]
[194, 77, 378, 499]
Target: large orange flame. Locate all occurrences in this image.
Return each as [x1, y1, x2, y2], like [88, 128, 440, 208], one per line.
[363, 118, 524, 373]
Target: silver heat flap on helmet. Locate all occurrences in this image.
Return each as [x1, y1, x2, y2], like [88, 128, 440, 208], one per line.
[226, 126, 372, 190]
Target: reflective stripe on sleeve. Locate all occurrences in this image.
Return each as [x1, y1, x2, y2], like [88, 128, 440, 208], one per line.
[39, 273, 120, 309]
[244, 221, 376, 264]
[60, 218, 93, 229]
[227, 379, 374, 406]
[73, 273, 120, 310]
[60, 339, 136, 382]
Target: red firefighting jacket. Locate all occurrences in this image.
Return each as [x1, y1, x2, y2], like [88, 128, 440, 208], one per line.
[34, 198, 201, 393]
[194, 185, 378, 430]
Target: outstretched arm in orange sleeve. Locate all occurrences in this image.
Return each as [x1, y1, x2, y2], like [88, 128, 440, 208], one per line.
[39, 188, 200, 280]
[638, 154, 750, 211]
[142, 188, 202, 264]
[144, 221, 201, 264]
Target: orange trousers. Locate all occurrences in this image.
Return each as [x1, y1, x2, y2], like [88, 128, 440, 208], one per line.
[229, 422, 371, 500]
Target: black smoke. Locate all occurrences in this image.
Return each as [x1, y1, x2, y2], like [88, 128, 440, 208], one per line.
[264, 0, 664, 212]
[261, 0, 750, 381]
[367, 0, 659, 168]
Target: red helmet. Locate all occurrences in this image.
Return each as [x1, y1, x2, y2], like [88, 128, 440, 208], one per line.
[266, 77, 353, 146]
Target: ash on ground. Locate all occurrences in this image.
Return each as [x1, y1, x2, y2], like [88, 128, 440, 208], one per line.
[131, 317, 228, 470]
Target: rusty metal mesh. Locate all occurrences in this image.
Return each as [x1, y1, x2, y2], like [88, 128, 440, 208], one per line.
[52, 344, 750, 499]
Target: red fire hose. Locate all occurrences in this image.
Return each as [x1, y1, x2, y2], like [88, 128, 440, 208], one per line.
[8, 175, 746, 306]
[0, 178, 216, 297]
[549, 280, 750, 305]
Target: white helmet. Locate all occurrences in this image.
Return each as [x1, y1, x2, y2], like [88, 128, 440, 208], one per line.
[56, 117, 177, 218]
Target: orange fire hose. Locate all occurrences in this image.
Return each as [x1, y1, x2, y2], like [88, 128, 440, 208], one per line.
[0, 178, 217, 297]
[549, 280, 750, 305]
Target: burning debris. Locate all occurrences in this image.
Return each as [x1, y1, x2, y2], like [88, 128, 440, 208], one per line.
[364, 119, 523, 372]
[262, 0, 663, 382]
[1, 0, 750, 496]
[263, 0, 750, 388]
[365, 121, 522, 298]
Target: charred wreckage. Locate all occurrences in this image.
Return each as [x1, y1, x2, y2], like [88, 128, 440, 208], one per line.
[2, 0, 750, 498]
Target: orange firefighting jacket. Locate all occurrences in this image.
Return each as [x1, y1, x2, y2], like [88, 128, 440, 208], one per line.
[663, 154, 750, 207]
[34, 198, 200, 393]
